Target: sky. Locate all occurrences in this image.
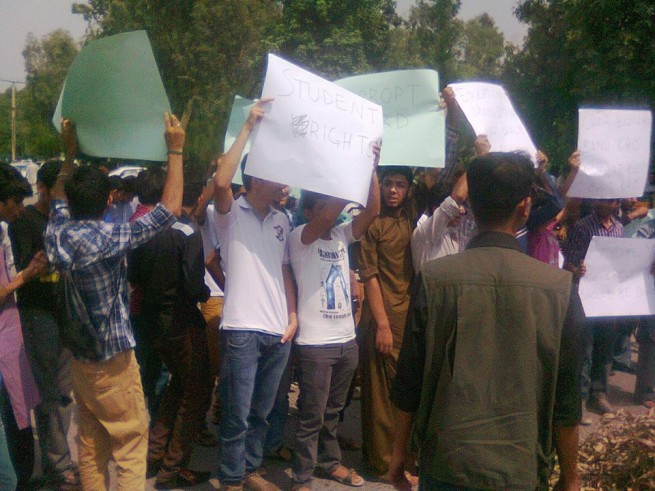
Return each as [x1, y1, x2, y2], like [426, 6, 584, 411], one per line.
[0, 0, 527, 91]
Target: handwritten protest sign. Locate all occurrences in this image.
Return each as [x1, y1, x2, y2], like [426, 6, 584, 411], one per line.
[567, 108, 652, 199]
[246, 54, 383, 205]
[579, 237, 655, 317]
[223, 95, 255, 185]
[335, 70, 444, 167]
[57, 30, 171, 161]
[450, 82, 537, 160]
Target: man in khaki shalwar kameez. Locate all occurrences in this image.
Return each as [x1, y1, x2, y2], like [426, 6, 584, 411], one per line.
[358, 165, 414, 478]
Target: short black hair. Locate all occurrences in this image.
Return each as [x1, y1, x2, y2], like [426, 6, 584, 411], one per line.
[65, 165, 111, 220]
[37, 160, 63, 190]
[301, 190, 329, 211]
[135, 167, 166, 205]
[108, 175, 122, 191]
[183, 181, 204, 208]
[0, 163, 31, 202]
[467, 152, 534, 226]
[379, 165, 413, 185]
[240, 154, 252, 191]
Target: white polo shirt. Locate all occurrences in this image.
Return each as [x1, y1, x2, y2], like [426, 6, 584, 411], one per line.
[214, 196, 290, 335]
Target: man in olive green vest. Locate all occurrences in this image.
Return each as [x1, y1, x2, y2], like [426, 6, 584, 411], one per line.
[388, 152, 582, 491]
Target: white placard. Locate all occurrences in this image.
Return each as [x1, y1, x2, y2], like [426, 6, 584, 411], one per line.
[450, 82, 538, 160]
[246, 54, 383, 205]
[568, 108, 652, 199]
[579, 236, 655, 317]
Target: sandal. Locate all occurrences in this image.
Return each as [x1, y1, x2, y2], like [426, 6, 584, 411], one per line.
[330, 465, 364, 487]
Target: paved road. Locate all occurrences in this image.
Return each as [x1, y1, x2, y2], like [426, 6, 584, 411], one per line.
[38, 361, 643, 490]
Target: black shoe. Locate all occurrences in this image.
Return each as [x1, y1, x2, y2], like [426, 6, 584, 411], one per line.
[155, 469, 211, 489]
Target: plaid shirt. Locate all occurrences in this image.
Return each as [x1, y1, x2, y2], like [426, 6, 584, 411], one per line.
[45, 199, 175, 361]
[563, 212, 623, 269]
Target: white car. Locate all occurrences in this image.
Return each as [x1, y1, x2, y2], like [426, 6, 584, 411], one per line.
[108, 165, 145, 179]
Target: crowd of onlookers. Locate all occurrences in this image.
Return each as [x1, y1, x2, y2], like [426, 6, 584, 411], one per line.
[0, 89, 653, 491]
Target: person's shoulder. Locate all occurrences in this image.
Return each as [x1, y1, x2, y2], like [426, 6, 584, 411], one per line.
[289, 224, 305, 241]
[171, 220, 196, 237]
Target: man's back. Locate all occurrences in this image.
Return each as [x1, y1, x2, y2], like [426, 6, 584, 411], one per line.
[398, 232, 572, 490]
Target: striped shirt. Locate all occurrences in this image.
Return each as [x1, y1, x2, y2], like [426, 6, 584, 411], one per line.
[563, 212, 623, 269]
[45, 199, 175, 361]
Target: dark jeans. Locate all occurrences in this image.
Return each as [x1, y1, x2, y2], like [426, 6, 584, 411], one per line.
[635, 316, 655, 399]
[264, 346, 295, 455]
[19, 308, 73, 475]
[581, 317, 617, 397]
[132, 313, 167, 419]
[0, 406, 17, 490]
[218, 330, 291, 485]
[148, 326, 212, 478]
[292, 340, 358, 485]
[1, 384, 33, 489]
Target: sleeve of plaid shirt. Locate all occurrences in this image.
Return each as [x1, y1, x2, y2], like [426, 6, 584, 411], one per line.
[562, 220, 591, 269]
[46, 200, 175, 269]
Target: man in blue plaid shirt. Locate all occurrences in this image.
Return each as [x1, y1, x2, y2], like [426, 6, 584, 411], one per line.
[44, 115, 185, 490]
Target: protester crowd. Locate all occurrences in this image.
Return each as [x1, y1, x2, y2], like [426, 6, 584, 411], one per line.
[0, 86, 653, 491]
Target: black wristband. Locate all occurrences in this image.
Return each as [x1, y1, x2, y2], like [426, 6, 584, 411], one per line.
[167, 150, 183, 155]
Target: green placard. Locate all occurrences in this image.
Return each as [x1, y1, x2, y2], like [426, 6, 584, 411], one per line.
[336, 69, 445, 167]
[223, 95, 255, 185]
[59, 30, 171, 161]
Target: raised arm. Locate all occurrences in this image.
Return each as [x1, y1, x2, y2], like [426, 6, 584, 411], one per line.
[52, 119, 78, 201]
[352, 147, 381, 239]
[300, 198, 347, 245]
[561, 150, 581, 198]
[214, 99, 271, 214]
[159, 112, 185, 217]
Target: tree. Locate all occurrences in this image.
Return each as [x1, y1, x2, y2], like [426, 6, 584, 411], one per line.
[17, 30, 79, 158]
[405, 0, 462, 83]
[455, 13, 506, 79]
[72, 0, 281, 169]
[504, 0, 655, 173]
[275, 0, 398, 78]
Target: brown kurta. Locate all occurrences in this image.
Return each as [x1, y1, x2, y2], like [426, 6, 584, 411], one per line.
[357, 213, 413, 475]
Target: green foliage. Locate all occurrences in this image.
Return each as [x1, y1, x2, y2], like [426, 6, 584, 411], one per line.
[2, 30, 79, 159]
[405, 0, 462, 82]
[455, 14, 506, 79]
[504, 0, 655, 174]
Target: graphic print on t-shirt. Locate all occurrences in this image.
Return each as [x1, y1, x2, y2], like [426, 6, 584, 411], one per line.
[318, 245, 351, 321]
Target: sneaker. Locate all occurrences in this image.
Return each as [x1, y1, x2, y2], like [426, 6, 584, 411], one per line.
[586, 393, 614, 415]
[244, 470, 281, 491]
[154, 469, 211, 489]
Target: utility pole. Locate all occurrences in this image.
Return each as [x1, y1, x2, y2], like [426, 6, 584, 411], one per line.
[1, 78, 25, 162]
[11, 84, 16, 161]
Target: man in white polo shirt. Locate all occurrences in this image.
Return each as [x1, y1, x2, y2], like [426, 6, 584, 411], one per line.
[213, 99, 297, 491]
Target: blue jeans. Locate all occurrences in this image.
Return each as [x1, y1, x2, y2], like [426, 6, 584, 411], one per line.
[218, 330, 291, 484]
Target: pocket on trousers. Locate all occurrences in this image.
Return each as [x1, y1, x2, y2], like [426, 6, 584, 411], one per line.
[95, 382, 133, 422]
[226, 331, 254, 349]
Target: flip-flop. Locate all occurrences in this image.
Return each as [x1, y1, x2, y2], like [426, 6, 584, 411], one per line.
[330, 465, 365, 487]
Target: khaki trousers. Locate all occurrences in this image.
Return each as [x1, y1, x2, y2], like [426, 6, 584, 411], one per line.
[72, 350, 148, 490]
[201, 296, 224, 376]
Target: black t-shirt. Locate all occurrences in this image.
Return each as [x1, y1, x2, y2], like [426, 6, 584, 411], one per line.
[8, 205, 58, 311]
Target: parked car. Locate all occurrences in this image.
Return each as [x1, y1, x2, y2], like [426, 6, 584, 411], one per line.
[108, 165, 146, 179]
